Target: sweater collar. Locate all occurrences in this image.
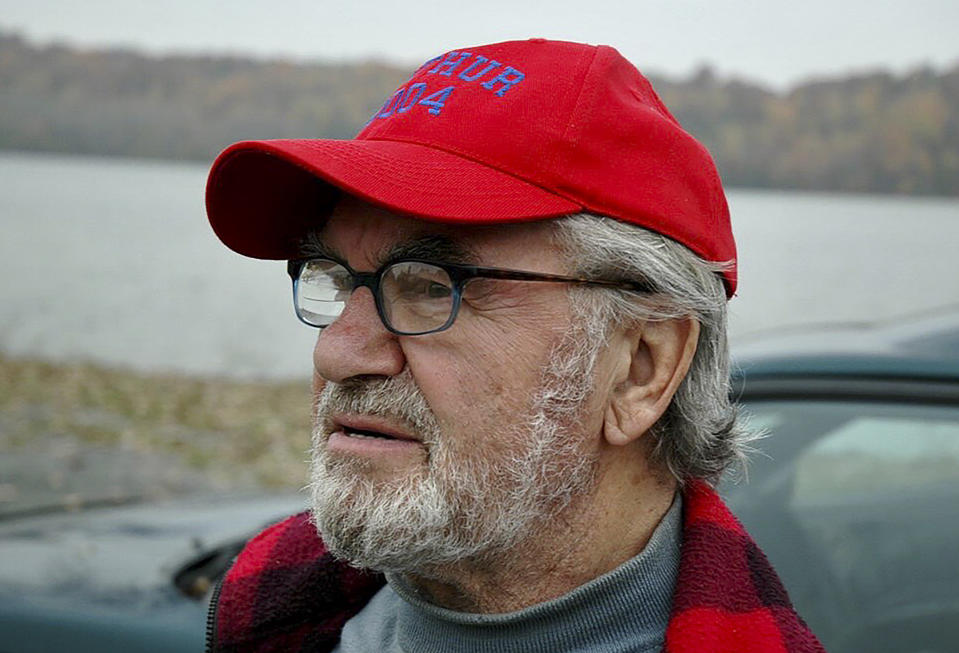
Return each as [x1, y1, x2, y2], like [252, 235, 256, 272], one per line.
[382, 494, 682, 653]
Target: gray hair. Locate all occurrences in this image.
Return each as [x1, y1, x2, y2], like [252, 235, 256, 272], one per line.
[552, 213, 753, 485]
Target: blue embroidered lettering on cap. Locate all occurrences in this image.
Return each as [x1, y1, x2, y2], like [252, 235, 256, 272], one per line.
[376, 88, 405, 118]
[457, 56, 501, 82]
[418, 86, 454, 115]
[480, 66, 525, 96]
[397, 83, 427, 113]
[429, 51, 471, 76]
[417, 55, 443, 73]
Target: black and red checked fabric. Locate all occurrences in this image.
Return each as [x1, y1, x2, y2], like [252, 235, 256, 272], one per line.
[663, 482, 825, 652]
[210, 481, 824, 653]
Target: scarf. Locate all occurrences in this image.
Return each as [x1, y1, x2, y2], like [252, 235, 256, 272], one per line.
[209, 480, 824, 653]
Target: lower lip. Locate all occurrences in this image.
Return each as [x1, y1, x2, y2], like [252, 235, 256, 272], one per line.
[327, 430, 423, 456]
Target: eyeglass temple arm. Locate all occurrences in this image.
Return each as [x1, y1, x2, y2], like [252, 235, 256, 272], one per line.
[450, 265, 652, 294]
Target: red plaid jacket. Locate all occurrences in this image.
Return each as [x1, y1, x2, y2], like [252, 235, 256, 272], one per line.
[209, 481, 825, 652]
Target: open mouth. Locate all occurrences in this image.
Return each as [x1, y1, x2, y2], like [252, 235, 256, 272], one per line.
[342, 427, 397, 440]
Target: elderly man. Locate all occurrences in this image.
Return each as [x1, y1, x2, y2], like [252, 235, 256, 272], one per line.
[204, 39, 823, 653]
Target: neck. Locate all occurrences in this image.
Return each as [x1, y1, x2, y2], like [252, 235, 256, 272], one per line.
[402, 450, 678, 613]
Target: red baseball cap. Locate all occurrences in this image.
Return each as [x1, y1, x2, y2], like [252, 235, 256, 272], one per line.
[206, 38, 737, 296]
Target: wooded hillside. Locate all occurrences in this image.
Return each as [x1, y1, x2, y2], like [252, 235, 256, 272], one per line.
[2, 32, 957, 196]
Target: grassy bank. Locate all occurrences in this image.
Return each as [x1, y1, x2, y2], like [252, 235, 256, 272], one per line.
[0, 353, 313, 493]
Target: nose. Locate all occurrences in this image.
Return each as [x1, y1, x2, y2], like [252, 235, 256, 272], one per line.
[312, 286, 406, 384]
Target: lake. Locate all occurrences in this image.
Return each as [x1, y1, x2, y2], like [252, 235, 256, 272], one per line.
[1, 151, 958, 380]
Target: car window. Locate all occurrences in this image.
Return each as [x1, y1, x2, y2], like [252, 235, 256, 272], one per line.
[791, 414, 959, 505]
[725, 399, 959, 653]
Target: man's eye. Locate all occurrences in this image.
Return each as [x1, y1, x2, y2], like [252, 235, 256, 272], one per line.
[396, 276, 450, 299]
[384, 262, 453, 302]
[425, 281, 452, 298]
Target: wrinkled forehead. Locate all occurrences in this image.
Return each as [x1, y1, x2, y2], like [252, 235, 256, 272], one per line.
[312, 195, 568, 272]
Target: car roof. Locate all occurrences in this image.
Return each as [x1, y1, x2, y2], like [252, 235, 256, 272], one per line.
[732, 307, 959, 381]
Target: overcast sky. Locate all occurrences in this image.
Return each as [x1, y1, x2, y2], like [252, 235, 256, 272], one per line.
[2, 0, 958, 89]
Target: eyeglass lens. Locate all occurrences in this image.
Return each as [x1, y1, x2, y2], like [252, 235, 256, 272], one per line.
[295, 259, 352, 326]
[379, 261, 455, 333]
[295, 259, 457, 334]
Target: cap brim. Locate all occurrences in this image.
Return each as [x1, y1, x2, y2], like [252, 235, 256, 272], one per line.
[205, 139, 582, 259]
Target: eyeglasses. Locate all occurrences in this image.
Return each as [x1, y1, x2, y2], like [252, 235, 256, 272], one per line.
[288, 257, 651, 336]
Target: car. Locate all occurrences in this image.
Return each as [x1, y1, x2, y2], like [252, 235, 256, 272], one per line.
[1, 310, 957, 652]
[723, 308, 959, 653]
[0, 492, 304, 652]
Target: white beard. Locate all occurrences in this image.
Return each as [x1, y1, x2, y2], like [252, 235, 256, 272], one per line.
[308, 324, 604, 575]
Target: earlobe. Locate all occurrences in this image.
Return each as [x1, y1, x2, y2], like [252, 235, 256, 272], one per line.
[603, 318, 700, 447]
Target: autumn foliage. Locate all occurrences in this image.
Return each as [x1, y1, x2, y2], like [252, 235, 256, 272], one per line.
[1, 32, 956, 196]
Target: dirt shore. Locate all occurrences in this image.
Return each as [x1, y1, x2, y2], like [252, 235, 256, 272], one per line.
[0, 354, 313, 516]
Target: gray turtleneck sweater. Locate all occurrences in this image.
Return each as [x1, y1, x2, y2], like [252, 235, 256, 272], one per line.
[332, 494, 682, 653]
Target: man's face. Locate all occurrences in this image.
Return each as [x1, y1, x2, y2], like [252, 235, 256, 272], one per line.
[307, 197, 610, 574]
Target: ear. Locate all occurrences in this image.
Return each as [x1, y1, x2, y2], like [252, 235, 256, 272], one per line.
[603, 318, 700, 447]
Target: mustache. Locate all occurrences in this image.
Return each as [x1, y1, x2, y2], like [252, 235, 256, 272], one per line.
[314, 371, 441, 444]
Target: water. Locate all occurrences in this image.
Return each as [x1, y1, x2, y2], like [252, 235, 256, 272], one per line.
[2, 151, 958, 379]
[0, 151, 313, 379]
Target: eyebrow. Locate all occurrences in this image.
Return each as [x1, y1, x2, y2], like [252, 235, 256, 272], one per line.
[297, 231, 479, 267]
[384, 235, 478, 265]
[297, 231, 336, 259]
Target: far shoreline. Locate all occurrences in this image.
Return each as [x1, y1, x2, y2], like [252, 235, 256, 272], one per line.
[4, 148, 958, 201]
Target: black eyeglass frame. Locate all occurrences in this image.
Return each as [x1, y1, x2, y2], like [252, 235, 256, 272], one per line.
[287, 257, 653, 336]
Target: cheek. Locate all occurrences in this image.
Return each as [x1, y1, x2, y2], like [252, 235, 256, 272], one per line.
[403, 324, 565, 435]
[459, 287, 571, 379]
[406, 352, 500, 435]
